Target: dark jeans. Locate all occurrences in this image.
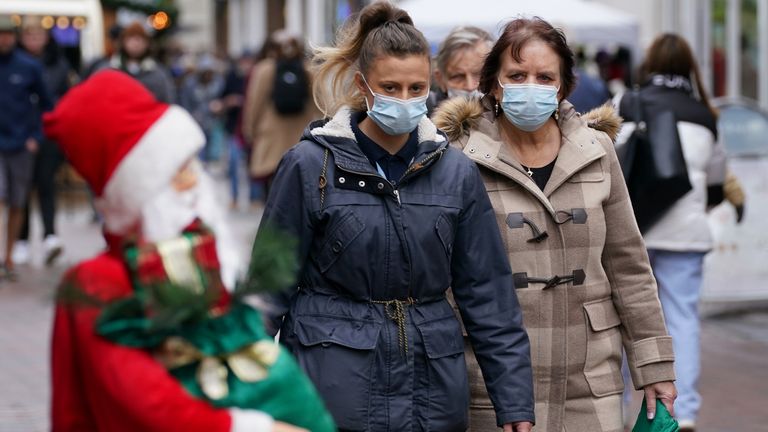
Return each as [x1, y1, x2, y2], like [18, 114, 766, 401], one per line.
[20, 138, 63, 240]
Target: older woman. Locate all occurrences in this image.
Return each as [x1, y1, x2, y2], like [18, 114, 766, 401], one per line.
[427, 26, 493, 115]
[434, 18, 676, 431]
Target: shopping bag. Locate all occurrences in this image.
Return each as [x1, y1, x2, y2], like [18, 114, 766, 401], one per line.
[617, 89, 692, 233]
[632, 399, 680, 432]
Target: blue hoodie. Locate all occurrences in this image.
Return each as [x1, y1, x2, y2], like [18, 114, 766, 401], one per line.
[0, 49, 52, 152]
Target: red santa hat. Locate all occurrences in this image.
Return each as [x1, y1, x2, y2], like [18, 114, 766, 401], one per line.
[44, 70, 204, 235]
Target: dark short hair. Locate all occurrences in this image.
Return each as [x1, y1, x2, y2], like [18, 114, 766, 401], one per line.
[479, 17, 576, 104]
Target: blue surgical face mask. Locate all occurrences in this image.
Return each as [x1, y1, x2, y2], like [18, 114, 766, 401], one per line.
[361, 75, 428, 136]
[498, 80, 559, 132]
[447, 87, 483, 100]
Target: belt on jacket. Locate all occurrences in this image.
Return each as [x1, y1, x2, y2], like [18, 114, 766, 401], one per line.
[513, 269, 586, 289]
[371, 297, 417, 356]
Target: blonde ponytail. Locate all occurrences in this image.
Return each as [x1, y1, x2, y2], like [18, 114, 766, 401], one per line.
[311, 1, 429, 117]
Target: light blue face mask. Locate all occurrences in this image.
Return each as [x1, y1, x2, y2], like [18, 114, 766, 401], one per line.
[447, 87, 483, 100]
[498, 80, 559, 132]
[361, 75, 428, 136]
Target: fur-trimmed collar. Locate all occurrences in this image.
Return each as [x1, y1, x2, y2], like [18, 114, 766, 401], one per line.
[432, 97, 622, 142]
[311, 106, 446, 144]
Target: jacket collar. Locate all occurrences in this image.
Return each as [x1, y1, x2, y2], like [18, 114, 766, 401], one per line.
[307, 106, 448, 175]
[456, 100, 609, 214]
[109, 54, 158, 73]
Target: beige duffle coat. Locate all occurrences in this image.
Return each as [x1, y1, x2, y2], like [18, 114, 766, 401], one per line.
[434, 99, 675, 432]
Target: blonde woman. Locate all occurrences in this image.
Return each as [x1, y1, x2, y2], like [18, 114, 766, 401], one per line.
[249, 3, 534, 431]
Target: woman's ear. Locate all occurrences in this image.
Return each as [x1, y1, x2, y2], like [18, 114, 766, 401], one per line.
[354, 72, 372, 108]
[492, 81, 502, 104]
[354, 73, 368, 96]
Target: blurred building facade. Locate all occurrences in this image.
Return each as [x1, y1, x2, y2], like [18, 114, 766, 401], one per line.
[227, 0, 369, 54]
[596, 0, 768, 109]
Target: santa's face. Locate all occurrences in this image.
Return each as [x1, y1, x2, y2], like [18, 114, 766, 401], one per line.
[141, 160, 201, 243]
[171, 161, 198, 192]
[139, 160, 242, 289]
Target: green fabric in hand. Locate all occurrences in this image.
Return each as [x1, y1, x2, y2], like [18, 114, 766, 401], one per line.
[633, 399, 679, 432]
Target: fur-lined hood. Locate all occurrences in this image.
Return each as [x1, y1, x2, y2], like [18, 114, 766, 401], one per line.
[432, 97, 621, 143]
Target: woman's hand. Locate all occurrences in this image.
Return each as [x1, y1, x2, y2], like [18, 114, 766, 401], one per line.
[643, 381, 677, 419]
[503, 421, 533, 432]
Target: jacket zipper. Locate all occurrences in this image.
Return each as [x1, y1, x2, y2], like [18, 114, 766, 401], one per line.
[397, 148, 446, 185]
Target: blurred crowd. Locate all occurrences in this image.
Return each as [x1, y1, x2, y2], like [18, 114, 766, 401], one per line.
[0, 14, 649, 274]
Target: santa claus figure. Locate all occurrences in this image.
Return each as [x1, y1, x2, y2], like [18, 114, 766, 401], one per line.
[45, 70, 335, 432]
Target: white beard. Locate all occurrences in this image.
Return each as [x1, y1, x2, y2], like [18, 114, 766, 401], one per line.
[140, 167, 243, 291]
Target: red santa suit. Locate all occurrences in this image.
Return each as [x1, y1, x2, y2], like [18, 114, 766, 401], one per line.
[45, 70, 271, 432]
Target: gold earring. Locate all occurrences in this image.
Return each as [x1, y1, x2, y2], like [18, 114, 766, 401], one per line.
[554, 108, 560, 120]
[494, 101, 500, 117]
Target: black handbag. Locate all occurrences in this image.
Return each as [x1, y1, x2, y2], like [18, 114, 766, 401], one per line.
[617, 89, 692, 233]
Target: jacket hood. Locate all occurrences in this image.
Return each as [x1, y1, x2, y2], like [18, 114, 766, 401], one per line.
[308, 106, 446, 144]
[302, 106, 448, 173]
[432, 97, 622, 142]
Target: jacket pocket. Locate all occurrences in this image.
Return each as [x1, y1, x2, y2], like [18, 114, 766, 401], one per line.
[435, 213, 455, 260]
[292, 314, 381, 430]
[416, 316, 469, 429]
[582, 297, 624, 397]
[314, 211, 365, 273]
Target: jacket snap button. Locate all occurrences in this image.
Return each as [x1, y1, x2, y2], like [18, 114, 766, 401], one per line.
[339, 177, 346, 184]
[358, 180, 366, 187]
[377, 182, 384, 190]
[332, 240, 343, 253]
[469, 148, 476, 153]
[484, 153, 491, 158]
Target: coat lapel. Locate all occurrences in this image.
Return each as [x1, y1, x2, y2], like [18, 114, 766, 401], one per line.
[462, 114, 557, 215]
[462, 105, 608, 216]
[542, 105, 606, 196]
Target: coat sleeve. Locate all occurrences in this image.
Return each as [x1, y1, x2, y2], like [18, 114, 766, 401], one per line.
[450, 160, 535, 426]
[51, 265, 235, 432]
[249, 146, 317, 335]
[241, 61, 273, 145]
[599, 135, 676, 389]
[706, 135, 727, 206]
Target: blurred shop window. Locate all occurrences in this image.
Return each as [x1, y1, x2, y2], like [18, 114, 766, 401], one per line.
[711, 0, 759, 99]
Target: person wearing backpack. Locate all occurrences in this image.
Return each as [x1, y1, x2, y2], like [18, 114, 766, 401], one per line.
[241, 31, 320, 195]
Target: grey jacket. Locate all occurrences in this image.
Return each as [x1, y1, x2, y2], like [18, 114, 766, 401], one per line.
[252, 107, 534, 431]
[93, 55, 176, 103]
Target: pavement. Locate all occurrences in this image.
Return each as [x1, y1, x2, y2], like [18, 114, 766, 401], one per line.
[1, 199, 767, 431]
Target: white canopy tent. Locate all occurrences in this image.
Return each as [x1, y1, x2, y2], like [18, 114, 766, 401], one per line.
[0, 0, 105, 61]
[400, 0, 640, 62]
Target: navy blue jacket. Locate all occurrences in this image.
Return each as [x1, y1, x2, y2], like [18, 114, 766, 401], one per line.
[252, 108, 534, 431]
[0, 49, 52, 152]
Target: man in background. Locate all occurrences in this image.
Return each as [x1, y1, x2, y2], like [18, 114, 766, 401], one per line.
[0, 15, 52, 280]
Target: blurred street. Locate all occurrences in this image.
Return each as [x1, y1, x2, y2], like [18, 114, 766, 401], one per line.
[2, 0, 768, 431]
[0, 198, 767, 432]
